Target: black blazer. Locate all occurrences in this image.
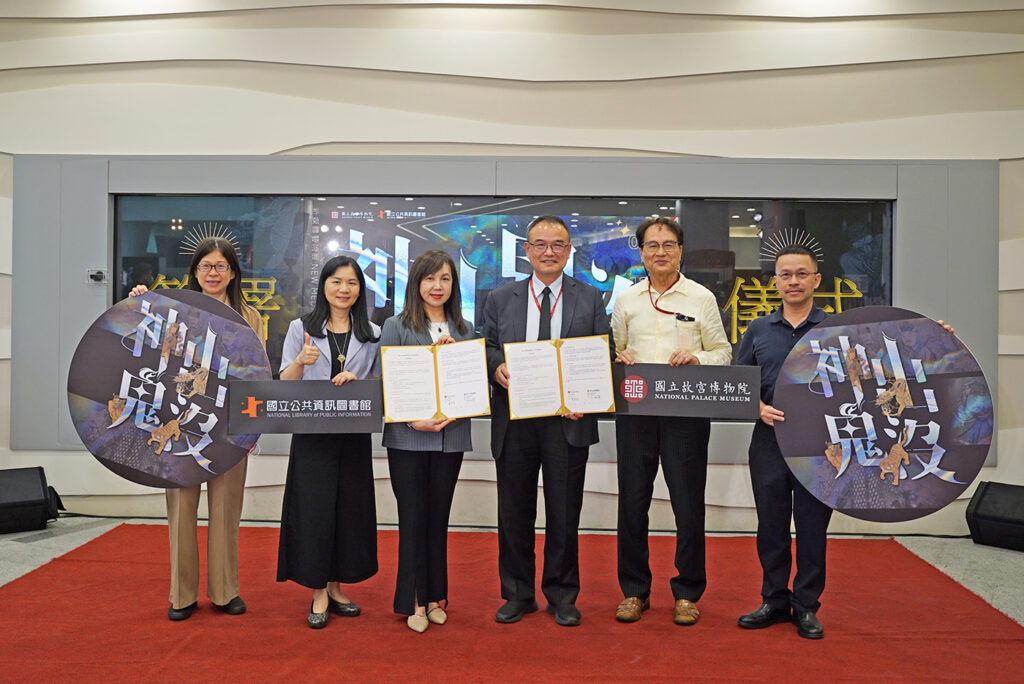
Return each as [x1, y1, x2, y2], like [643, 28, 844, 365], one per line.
[481, 275, 612, 458]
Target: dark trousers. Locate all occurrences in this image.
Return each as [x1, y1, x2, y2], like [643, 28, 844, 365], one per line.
[616, 414, 710, 602]
[496, 417, 589, 607]
[277, 433, 378, 588]
[749, 422, 833, 613]
[387, 448, 464, 615]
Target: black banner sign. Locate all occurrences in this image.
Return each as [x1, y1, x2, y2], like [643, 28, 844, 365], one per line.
[612, 364, 760, 420]
[228, 380, 384, 434]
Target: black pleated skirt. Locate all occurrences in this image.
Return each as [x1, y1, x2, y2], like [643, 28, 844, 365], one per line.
[276, 432, 378, 588]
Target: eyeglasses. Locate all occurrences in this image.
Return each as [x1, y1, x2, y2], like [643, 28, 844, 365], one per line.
[197, 262, 231, 273]
[775, 271, 817, 281]
[642, 240, 680, 253]
[526, 241, 570, 254]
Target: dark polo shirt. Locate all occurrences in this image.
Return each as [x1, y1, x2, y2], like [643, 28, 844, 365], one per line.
[735, 305, 828, 406]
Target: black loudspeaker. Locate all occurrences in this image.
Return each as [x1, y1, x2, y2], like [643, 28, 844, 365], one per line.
[966, 481, 1024, 553]
[0, 467, 62, 534]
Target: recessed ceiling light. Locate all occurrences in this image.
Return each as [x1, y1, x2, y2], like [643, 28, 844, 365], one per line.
[453, 202, 463, 207]
[337, 206, 344, 209]
[731, 215, 740, 219]
[317, 197, 326, 201]
[327, 239, 338, 251]
[571, 212, 580, 216]
[749, 224, 756, 228]
[747, 207, 756, 212]
[405, 197, 414, 201]
[418, 207, 425, 210]
[660, 206, 669, 210]
[334, 225, 341, 232]
[320, 225, 329, 233]
[369, 201, 378, 205]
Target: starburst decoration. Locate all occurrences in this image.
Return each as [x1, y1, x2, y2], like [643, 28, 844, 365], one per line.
[759, 227, 824, 263]
[179, 222, 239, 256]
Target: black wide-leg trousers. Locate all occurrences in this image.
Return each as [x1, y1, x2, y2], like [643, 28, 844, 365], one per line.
[387, 448, 464, 615]
[616, 414, 710, 602]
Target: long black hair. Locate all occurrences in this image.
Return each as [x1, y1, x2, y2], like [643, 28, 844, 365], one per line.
[398, 249, 469, 336]
[187, 238, 256, 320]
[301, 255, 379, 343]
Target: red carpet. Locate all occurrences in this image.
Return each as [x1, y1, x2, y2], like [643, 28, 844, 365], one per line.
[2, 525, 1023, 682]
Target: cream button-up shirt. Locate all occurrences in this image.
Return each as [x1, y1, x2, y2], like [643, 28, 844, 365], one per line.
[611, 274, 732, 366]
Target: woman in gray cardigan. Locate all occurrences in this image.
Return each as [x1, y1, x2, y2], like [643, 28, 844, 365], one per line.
[380, 249, 475, 633]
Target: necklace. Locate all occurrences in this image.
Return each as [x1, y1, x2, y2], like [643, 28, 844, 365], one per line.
[326, 323, 351, 372]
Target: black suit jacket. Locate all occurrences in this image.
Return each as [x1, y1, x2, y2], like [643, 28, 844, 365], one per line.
[482, 275, 613, 458]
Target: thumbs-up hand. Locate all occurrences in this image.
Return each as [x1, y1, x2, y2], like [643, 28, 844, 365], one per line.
[298, 332, 320, 366]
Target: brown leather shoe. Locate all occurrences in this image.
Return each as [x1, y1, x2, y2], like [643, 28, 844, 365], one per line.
[673, 599, 700, 626]
[615, 596, 650, 622]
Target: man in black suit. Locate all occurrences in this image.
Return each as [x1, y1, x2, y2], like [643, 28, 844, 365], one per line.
[483, 215, 611, 627]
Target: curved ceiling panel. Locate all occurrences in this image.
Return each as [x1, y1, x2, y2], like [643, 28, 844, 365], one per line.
[2, 54, 1020, 131]
[2, 26, 1024, 80]
[0, 3, 1020, 158]
[3, 1, 1023, 20]
[0, 83, 1021, 159]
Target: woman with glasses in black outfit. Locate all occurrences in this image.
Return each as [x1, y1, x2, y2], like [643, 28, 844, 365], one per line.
[277, 255, 381, 629]
[130, 237, 263, 621]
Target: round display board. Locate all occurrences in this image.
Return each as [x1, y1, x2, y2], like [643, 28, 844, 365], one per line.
[773, 306, 992, 522]
[67, 289, 271, 488]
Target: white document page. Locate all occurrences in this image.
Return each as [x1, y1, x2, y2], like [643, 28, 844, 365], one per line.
[504, 340, 562, 419]
[559, 335, 614, 414]
[436, 339, 490, 419]
[381, 345, 438, 422]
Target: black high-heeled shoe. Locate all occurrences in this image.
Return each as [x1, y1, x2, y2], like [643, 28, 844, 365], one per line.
[307, 600, 329, 629]
[328, 596, 361, 617]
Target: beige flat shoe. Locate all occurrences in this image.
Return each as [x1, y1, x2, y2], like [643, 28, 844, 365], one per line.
[427, 606, 448, 625]
[407, 614, 429, 633]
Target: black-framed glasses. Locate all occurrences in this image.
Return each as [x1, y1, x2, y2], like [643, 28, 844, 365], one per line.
[197, 262, 231, 273]
[641, 240, 680, 253]
[774, 271, 817, 281]
[526, 241, 570, 254]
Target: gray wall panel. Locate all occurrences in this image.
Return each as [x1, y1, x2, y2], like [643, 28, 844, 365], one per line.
[56, 159, 112, 447]
[894, 164, 950, 318]
[10, 157, 62, 449]
[496, 159, 898, 199]
[109, 158, 498, 195]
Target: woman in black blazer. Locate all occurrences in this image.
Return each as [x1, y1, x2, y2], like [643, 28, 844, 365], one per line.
[379, 250, 475, 633]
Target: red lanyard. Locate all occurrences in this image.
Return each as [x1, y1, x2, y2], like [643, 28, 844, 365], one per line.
[530, 280, 562, 319]
[647, 273, 681, 316]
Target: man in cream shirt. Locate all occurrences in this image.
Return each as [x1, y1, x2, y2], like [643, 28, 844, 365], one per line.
[610, 217, 732, 626]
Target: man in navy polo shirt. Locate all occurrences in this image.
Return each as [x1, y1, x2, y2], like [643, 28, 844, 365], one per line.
[734, 244, 833, 639]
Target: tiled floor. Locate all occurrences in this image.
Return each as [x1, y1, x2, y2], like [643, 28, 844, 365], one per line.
[2, 516, 1022, 626]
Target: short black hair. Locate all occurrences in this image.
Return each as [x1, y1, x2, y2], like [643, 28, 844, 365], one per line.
[636, 217, 683, 246]
[775, 244, 816, 262]
[526, 215, 570, 241]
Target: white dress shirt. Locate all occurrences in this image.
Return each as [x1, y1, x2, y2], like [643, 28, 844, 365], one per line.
[610, 273, 732, 366]
[525, 273, 564, 342]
